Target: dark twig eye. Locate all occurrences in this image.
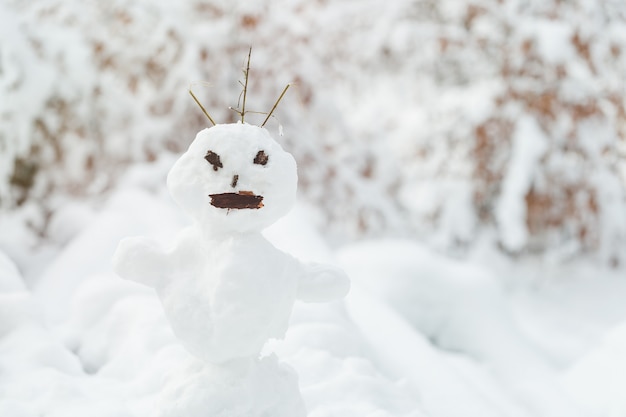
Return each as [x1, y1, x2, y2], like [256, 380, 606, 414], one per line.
[253, 150, 268, 166]
[204, 150, 223, 171]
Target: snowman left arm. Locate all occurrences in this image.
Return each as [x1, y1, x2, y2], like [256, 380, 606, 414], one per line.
[295, 262, 350, 303]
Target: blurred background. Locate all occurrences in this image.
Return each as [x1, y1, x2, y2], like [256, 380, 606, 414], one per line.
[1, 0, 625, 269]
[2, 1, 626, 416]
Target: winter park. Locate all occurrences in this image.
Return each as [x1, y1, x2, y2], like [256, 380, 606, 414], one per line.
[1, 1, 626, 416]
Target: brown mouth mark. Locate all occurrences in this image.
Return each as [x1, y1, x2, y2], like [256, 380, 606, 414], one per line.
[209, 191, 264, 209]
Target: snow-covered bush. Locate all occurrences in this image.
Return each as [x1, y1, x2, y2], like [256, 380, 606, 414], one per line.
[1, 0, 625, 263]
[387, 0, 626, 263]
[0, 0, 403, 240]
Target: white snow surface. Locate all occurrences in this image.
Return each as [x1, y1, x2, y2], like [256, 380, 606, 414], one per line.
[1, 140, 625, 416]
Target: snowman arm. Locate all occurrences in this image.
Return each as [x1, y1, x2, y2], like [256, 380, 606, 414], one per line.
[112, 236, 171, 288]
[295, 262, 350, 303]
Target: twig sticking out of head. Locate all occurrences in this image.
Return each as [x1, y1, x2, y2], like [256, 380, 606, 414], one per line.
[261, 84, 291, 127]
[189, 48, 289, 128]
[241, 47, 252, 123]
[230, 47, 253, 123]
[189, 89, 216, 126]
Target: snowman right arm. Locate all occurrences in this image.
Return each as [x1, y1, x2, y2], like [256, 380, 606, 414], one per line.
[112, 236, 171, 289]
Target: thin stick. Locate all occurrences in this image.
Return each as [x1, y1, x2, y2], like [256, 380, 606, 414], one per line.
[261, 84, 290, 127]
[241, 47, 252, 123]
[189, 90, 216, 126]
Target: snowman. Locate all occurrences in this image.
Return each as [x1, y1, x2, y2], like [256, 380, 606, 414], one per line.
[112, 122, 350, 364]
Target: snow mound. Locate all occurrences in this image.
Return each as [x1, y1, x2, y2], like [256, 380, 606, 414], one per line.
[157, 355, 305, 417]
[0, 250, 24, 292]
[339, 239, 585, 417]
[565, 322, 626, 416]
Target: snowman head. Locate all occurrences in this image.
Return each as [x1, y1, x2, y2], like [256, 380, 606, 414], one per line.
[167, 123, 297, 234]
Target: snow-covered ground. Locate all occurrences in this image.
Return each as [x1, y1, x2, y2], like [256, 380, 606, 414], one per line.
[1, 152, 625, 417]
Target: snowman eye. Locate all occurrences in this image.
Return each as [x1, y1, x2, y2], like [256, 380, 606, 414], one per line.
[204, 150, 223, 171]
[253, 150, 269, 166]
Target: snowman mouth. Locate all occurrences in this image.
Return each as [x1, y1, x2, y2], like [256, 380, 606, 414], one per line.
[209, 191, 264, 209]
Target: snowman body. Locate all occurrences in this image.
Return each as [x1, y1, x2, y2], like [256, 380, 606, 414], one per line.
[157, 228, 299, 363]
[113, 123, 349, 365]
